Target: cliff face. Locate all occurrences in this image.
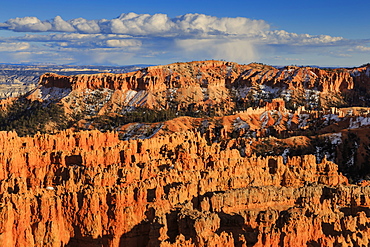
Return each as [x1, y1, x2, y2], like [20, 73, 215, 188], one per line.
[0, 129, 362, 247]
[1, 60, 370, 246]
[33, 61, 370, 115]
[39, 61, 364, 93]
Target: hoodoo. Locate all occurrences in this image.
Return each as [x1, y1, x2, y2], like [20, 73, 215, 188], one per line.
[1, 61, 370, 246]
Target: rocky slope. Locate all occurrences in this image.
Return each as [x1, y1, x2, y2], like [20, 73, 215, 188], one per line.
[1, 60, 370, 246]
[0, 129, 358, 247]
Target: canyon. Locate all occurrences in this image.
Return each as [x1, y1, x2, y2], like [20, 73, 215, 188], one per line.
[1, 60, 370, 246]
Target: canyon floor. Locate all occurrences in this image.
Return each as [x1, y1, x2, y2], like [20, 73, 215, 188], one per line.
[1, 60, 370, 246]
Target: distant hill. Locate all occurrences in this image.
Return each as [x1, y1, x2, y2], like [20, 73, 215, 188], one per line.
[0, 63, 150, 98]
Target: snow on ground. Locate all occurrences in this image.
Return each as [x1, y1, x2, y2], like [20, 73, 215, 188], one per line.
[282, 148, 289, 164]
[349, 116, 370, 129]
[39, 87, 72, 101]
[260, 85, 279, 96]
[233, 117, 250, 130]
[309, 70, 317, 77]
[286, 113, 294, 128]
[351, 70, 361, 77]
[298, 114, 310, 128]
[121, 123, 163, 140]
[141, 123, 163, 139]
[346, 144, 357, 167]
[323, 114, 341, 125]
[328, 133, 342, 145]
[280, 89, 291, 101]
[123, 90, 138, 104]
[305, 89, 320, 108]
[167, 88, 178, 101]
[235, 86, 251, 99]
[303, 73, 311, 83]
[315, 146, 324, 163]
[120, 123, 143, 140]
[128, 90, 148, 106]
[271, 110, 283, 126]
[201, 87, 209, 101]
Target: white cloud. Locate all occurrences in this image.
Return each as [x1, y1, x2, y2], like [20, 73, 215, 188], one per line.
[105, 39, 142, 47]
[4, 17, 52, 32]
[175, 38, 257, 62]
[354, 45, 370, 52]
[0, 42, 30, 51]
[174, 14, 269, 37]
[52, 16, 76, 32]
[0, 13, 345, 46]
[0, 13, 271, 37]
[109, 13, 175, 35]
[0, 12, 365, 66]
[260, 30, 343, 45]
[68, 18, 101, 34]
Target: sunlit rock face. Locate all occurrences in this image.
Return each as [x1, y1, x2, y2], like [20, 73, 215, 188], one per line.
[1, 60, 370, 246]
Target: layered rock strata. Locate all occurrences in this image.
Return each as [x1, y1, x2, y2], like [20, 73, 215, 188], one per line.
[1, 60, 370, 247]
[30, 61, 370, 115]
[2, 129, 369, 247]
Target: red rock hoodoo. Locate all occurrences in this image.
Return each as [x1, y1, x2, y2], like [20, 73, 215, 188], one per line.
[1, 60, 370, 246]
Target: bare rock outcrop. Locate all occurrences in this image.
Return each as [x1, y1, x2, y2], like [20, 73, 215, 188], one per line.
[0, 129, 363, 247]
[1, 61, 370, 246]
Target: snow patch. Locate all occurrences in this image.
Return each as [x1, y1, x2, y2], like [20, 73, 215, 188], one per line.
[328, 133, 342, 145]
[235, 86, 251, 99]
[128, 90, 148, 106]
[123, 90, 138, 104]
[282, 148, 289, 164]
[260, 85, 279, 95]
[39, 87, 71, 101]
[323, 114, 341, 125]
[298, 114, 310, 128]
[280, 89, 292, 102]
[286, 113, 294, 128]
[349, 116, 370, 129]
[233, 117, 250, 130]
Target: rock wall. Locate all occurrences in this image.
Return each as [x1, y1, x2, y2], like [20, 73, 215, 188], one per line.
[33, 61, 370, 117]
[38, 61, 370, 94]
[3, 129, 370, 247]
[2, 60, 370, 246]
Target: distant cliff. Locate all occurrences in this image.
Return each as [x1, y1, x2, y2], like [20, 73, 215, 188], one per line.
[31, 61, 370, 116]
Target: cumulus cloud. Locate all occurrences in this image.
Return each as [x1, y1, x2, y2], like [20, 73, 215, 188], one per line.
[0, 13, 347, 45]
[173, 14, 269, 37]
[0, 13, 270, 37]
[52, 16, 76, 32]
[0, 12, 364, 65]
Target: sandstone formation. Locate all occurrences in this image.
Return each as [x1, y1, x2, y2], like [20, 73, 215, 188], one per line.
[26, 61, 370, 117]
[1, 60, 370, 246]
[37, 61, 365, 94]
[0, 129, 363, 247]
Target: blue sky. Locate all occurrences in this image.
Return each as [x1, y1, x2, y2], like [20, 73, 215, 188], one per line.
[0, 0, 369, 67]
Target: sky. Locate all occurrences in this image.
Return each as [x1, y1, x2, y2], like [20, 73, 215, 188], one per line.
[0, 0, 369, 67]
